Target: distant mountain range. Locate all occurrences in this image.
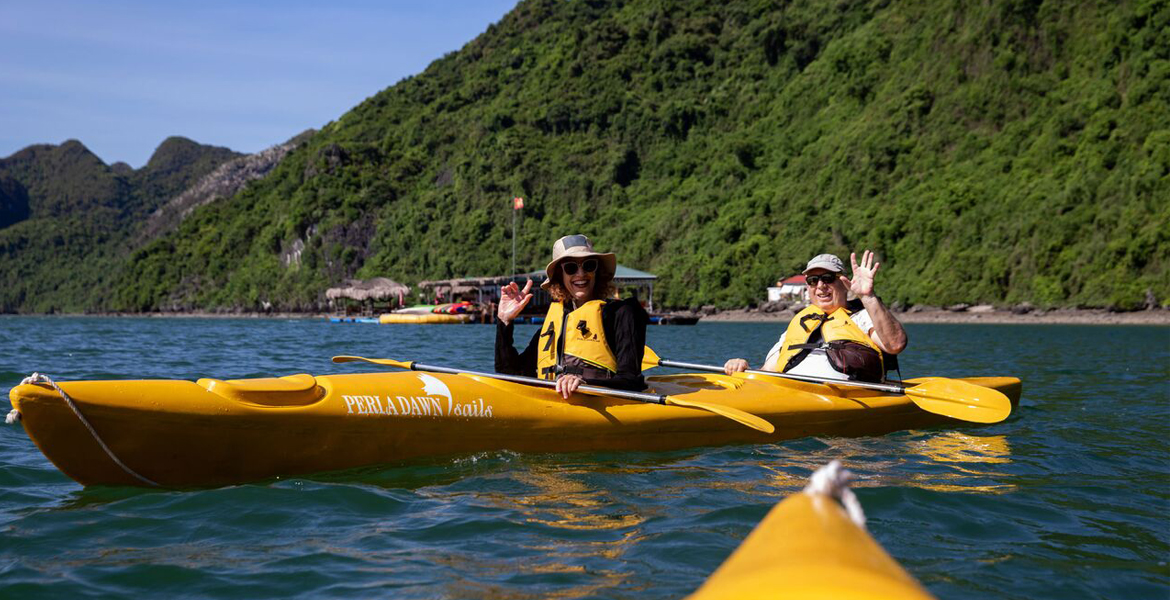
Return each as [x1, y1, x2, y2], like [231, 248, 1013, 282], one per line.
[0, 134, 311, 312]
[1, 0, 1166, 313]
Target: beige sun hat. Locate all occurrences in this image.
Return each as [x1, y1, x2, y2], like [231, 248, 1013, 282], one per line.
[541, 234, 617, 291]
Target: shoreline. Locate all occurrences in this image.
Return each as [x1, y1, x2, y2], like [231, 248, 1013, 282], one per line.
[699, 306, 1170, 325]
[2, 306, 1169, 325]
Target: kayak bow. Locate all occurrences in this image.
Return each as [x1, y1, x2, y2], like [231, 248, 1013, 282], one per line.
[688, 460, 936, 600]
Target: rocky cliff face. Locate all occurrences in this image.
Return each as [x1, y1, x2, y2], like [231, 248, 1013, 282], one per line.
[140, 130, 315, 242]
[129, 137, 242, 219]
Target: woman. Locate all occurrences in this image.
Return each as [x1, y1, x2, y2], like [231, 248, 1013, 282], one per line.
[495, 234, 648, 399]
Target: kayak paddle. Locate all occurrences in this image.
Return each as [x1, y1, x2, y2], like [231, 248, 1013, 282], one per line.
[331, 355, 775, 434]
[640, 347, 1011, 424]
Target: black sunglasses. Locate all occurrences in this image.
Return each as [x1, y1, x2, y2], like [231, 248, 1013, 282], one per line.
[805, 273, 839, 287]
[561, 258, 599, 276]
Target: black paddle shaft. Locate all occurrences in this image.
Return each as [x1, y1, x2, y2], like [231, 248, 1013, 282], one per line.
[656, 359, 907, 395]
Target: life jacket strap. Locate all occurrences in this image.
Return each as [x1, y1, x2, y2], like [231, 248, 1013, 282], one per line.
[799, 312, 831, 332]
[542, 362, 589, 371]
[541, 364, 586, 378]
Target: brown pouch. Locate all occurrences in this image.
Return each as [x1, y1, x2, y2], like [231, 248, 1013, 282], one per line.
[824, 341, 884, 383]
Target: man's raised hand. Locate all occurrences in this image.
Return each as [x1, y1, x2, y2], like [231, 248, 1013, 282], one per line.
[843, 250, 880, 298]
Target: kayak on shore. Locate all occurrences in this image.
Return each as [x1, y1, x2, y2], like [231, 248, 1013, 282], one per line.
[687, 460, 936, 600]
[7, 367, 1019, 487]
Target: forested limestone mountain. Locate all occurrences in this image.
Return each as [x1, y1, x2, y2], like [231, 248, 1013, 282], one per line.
[0, 138, 242, 312]
[0, 132, 324, 313]
[15, 0, 1170, 312]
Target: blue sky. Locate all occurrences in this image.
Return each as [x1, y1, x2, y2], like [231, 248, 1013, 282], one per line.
[0, 0, 519, 167]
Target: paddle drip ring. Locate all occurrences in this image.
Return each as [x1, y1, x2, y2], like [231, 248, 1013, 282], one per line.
[804, 459, 867, 528]
[19, 372, 160, 487]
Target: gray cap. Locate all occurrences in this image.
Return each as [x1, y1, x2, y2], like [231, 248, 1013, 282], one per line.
[803, 253, 845, 274]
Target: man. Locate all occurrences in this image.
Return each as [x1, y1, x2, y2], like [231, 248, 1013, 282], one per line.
[724, 250, 907, 382]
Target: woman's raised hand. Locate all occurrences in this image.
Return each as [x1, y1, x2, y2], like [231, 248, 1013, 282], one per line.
[497, 280, 534, 325]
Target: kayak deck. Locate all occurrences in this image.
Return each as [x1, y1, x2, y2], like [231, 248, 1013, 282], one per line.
[8, 371, 1021, 487]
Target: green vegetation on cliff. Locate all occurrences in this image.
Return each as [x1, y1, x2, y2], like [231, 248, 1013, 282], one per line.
[13, 0, 1170, 312]
[0, 138, 241, 312]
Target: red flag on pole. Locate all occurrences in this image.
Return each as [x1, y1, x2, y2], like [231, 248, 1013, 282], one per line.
[513, 197, 524, 210]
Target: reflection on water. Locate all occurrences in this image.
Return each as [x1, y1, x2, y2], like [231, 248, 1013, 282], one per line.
[914, 431, 1011, 465]
[905, 431, 1015, 494]
[508, 468, 645, 531]
[438, 463, 649, 599]
[426, 543, 636, 600]
[754, 432, 1014, 494]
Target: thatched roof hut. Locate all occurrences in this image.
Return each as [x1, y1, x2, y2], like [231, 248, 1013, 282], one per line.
[416, 265, 658, 309]
[325, 278, 410, 302]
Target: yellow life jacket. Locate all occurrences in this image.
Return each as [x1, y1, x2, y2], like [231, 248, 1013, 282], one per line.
[776, 304, 883, 376]
[536, 300, 619, 381]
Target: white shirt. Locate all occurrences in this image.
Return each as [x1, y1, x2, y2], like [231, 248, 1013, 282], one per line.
[764, 309, 874, 379]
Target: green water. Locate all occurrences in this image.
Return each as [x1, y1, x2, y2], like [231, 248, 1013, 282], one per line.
[1, 317, 1167, 599]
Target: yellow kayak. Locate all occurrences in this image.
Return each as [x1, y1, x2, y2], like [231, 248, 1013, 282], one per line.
[379, 313, 474, 324]
[688, 462, 936, 600]
[8, 370, 1019, 487]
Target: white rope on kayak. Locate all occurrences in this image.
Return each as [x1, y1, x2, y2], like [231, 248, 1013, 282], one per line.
[19, 373, 160, 487]
[804, 459, 867, 528]
[5, 409, 19, 424]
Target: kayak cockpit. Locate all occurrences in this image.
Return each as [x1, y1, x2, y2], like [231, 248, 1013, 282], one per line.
[197, 374, 325, 407]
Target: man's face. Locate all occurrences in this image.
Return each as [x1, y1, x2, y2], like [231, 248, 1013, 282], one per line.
[806, 269, 847, 311]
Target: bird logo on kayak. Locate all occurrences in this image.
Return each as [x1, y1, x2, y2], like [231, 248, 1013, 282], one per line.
[418, 374, 452, 404]
[416, 372, 494, 418]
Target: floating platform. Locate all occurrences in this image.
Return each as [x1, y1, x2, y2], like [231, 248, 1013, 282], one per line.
[649, 314, 700, 325]
[379, 313, 475, 324]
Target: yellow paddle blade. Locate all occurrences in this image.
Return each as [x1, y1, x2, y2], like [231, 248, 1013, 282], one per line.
[641, 346, 662, 370]
[331, 355, 412, 369]
[904, 378, 1012, 424]
[664, 395, 775, 434]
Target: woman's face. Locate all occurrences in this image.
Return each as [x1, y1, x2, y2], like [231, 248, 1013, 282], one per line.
[558, 257, 598, 304]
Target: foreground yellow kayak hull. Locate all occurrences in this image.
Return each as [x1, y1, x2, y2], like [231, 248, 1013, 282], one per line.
[9, 372, 1020, 487]
[688, 492, 935, 600]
